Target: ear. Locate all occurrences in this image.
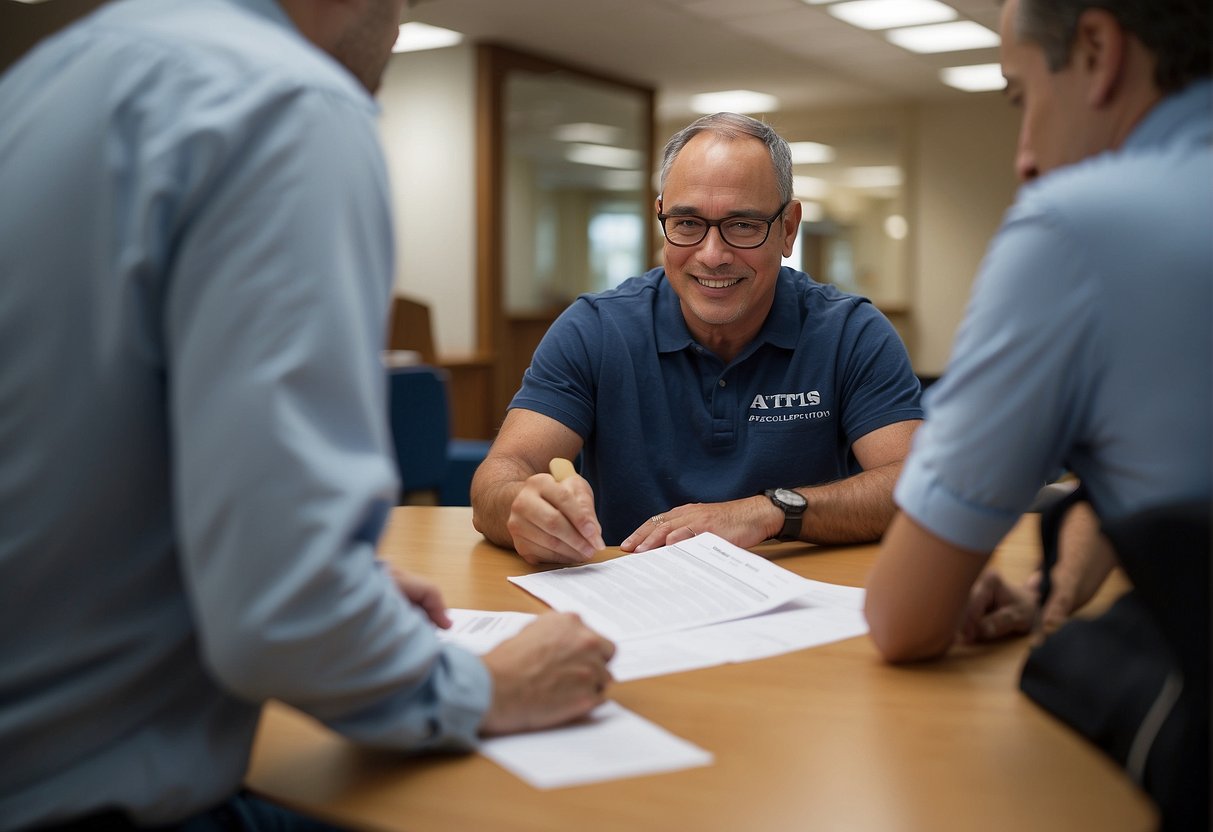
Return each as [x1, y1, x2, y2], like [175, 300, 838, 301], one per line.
[1071, 7, 1126, 108]
[780, 200, 802, 258]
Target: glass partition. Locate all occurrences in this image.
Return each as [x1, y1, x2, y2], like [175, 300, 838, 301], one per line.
[775, 111, 911, 312]
[476, 45, 655, 419]
[502, 67, 652, 313]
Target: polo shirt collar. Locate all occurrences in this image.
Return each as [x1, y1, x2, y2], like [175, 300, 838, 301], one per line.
[654, 267, 802, 355]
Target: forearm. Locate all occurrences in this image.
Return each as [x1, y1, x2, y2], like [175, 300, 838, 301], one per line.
[470, 456, 530, 549]
[866, 512, 990, 663]
[1036, 502, 1118, 632]
[1058, 502, 1117, 602]
[797, 461, 902, 544]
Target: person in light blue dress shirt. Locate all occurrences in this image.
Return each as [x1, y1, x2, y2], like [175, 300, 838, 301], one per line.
[866, 0, 1211, 659]
[866, 1, 1209, 823]
[0, 0, 614, 828]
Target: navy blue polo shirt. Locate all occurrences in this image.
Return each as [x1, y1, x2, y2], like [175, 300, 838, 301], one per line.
[510, 267, 923, 544]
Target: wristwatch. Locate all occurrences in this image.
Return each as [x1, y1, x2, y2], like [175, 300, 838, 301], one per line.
[764, 488, 807, 541]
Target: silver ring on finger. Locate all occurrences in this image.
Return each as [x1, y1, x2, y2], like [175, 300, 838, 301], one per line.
[650, 514, 666, 526]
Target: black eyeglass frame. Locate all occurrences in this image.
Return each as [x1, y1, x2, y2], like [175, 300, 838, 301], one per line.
[656, 200, 790, 249]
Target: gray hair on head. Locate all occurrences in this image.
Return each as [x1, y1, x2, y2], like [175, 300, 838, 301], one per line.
[657, 112, 794, 204]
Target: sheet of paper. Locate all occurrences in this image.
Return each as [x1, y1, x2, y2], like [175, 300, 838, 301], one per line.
[610, 580, 867, 681]
[508, 532, 817, 641]
[435, 608, 536, 654]
[479, 701, 712, 789]
[437, 576, 866, 682]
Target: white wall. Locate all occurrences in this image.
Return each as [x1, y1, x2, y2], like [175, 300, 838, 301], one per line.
[910, 96, 1021, 374]
[378, 45, 477, 353]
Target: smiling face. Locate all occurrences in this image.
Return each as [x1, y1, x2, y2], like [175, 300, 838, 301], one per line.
[658, 132, 800, 362]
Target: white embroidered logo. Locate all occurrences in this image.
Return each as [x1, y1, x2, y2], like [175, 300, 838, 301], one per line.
[748, 391, 830, 422]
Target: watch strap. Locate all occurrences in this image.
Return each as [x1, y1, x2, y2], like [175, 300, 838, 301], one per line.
[764, 489, 806, 541]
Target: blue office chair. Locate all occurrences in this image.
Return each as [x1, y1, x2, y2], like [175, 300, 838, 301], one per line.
[444, 436, 493, 507]
[386, 365, 490, 506]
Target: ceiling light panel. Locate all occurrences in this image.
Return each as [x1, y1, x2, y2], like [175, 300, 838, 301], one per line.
[885, 20, 1000, 53]
[940, 63, 1005, 91]
[789, 141, 836, 164]
[553, 123, 623, 145]
[844, 165, 902, 188]
[565, 144, 643, 169]
[690, 90, 780, 114]
[393, 23, 463, 54]
[793, 176, 830, 199]
[827, 0, 957, 30]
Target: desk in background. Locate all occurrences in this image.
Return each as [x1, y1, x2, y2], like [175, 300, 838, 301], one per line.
[246, 508, 1156, 832]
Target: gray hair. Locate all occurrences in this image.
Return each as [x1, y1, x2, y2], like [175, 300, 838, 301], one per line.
[1016, 0, 1210, 93]
[657, 112, 794, 204]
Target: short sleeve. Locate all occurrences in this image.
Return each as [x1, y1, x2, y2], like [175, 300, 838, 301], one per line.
[508, 298, 602, 439]
[837, 302, 924, 443]
[895, 202, 1102, 552]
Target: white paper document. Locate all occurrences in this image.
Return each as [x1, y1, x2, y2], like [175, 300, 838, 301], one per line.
[435, 608, 535, 654]
[438, 541, 866, 790]
[479, 701, 713, 789]
[508, 532, 818, 641]
[436, 578, 866, 683]
[609, 580, 867, 681]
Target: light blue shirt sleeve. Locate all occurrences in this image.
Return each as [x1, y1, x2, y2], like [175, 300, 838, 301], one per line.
[898, 80, 1213, 555]
[161, 70, 490, 748]
[0, 2, 497, 823]
[895, 203, 1102, 553]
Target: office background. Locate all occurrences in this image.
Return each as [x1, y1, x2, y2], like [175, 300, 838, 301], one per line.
[2, 0, 1022, 434]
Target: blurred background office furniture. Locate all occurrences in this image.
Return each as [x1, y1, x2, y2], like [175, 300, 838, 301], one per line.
[388, 296, 438, 365]
[383, 350, 423, 368]
[388, 295, 496, 441]
[386, 365, 491, 506]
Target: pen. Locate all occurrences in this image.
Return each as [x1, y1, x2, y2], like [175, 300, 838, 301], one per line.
[549, 457, 576, 483]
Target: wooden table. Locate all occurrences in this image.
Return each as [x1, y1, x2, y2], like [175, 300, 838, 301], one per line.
[246, 508, 1157, 832]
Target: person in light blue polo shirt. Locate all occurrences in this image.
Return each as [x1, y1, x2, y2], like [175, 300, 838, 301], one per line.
[865, 0, 1211, 658]
[471, 113, 924, 565]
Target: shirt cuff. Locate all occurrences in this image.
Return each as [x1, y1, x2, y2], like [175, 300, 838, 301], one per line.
[894, 458, 1021, 554]
[323, 643, 492, 753]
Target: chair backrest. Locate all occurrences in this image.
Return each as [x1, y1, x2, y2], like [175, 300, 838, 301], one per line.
[387, 296, 438, 365]
[386, 365, 451, 500]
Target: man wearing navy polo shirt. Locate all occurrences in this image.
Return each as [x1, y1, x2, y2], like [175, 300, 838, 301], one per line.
[471, 113, 923, 565]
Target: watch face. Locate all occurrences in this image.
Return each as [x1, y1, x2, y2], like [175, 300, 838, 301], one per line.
[773, 488, 807, 509]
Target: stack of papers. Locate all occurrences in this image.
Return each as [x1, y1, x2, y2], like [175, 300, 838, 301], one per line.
[441, 532, 868, 682]
[509, 532, 818, 639]
[436, 533, 868, 790]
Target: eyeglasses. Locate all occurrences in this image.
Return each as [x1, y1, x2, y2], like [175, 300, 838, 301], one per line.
[657, 201, 789, 249]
